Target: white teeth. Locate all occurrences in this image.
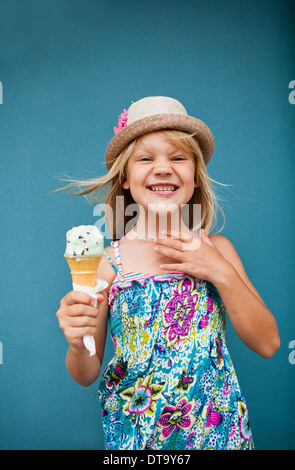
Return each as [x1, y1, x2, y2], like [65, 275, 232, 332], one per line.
[150, 186, 177, 192]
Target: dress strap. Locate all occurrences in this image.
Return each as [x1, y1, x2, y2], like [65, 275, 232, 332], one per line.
[110, 240, 123, 273]
[104, 249, 119, 275]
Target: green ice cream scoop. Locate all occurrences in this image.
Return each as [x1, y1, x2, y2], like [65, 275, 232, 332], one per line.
[65, 225, 104, 258]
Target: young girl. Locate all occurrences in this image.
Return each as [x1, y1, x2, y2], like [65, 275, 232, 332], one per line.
[56, 96, 280, 450]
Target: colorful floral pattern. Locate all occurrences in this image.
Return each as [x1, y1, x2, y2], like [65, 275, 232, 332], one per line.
[120, 373, 164, 417]
[158, 397, 196, 441]
[163, 277, 199, 348]
[98, 273, 254, 450]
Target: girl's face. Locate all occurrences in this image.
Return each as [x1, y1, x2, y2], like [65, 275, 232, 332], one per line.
[122, 131, 197, 215]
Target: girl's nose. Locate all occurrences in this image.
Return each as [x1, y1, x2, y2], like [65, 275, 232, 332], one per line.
[153, 161, 173, 176]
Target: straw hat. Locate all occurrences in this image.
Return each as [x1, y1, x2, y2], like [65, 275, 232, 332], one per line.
[105, 96, 215, 170]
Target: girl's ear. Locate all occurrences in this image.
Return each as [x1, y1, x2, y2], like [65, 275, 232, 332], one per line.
[122, 179, 130, 189]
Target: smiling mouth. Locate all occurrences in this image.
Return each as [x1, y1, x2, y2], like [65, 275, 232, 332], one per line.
[147, 184, 179, 194]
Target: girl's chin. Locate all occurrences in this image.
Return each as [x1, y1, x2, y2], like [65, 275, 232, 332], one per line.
[146, 202, 181, 216]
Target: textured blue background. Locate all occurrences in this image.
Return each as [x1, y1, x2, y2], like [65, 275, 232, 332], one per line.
[0, 0, 294, 450]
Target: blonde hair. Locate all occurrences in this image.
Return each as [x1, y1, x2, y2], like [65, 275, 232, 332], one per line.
[56, 130, 225, 240]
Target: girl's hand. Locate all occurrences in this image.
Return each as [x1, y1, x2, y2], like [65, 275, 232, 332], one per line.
[56, 290, 104, 351]
[154, 228, 232, 284]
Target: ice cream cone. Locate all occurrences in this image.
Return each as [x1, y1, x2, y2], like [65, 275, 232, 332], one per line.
[64, 255, 102, 287]
[63, 225, 105, 357]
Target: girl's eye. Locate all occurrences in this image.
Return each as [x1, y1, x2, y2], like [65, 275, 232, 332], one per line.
[172, 156, 186, 161]
[139, 156, 152, 161]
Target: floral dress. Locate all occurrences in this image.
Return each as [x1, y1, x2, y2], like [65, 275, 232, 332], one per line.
[98, 241, 254, 450]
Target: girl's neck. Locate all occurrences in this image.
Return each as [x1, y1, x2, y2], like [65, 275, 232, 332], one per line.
[130, 210, 184, 240]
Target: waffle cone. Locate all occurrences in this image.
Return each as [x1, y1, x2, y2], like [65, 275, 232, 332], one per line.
[64, 255, 102, 287]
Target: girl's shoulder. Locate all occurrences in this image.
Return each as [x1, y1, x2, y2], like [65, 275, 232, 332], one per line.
[208, 233, 265, 303]
[208, 233, 234, 251]
[97, 245, 117, 290]
[208, 234, 239, 263]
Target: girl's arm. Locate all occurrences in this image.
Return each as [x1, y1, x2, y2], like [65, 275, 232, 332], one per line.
[57, 252, 114, 386]
[208, 233, 280, 358]
[64, 289, 109, 386]
[154, 230, 280, 358]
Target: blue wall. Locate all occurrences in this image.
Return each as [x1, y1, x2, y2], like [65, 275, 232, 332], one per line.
[1, 0, 294, 450]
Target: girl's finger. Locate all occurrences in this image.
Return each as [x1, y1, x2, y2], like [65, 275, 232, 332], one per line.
[159, 263, 184, 272]
[66, 326, 98, 341]
[60, 291, 104, 308]
[60, 290, 95, 307]
[154, 244, 185, 261]
[69, 315, 99, 328]
[61, 303, 99, 318]
[162, 229, 196, 244]
[159, 231, 201, 252]
[200, 229, 213, 246]
[155, 236, 184, 252]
